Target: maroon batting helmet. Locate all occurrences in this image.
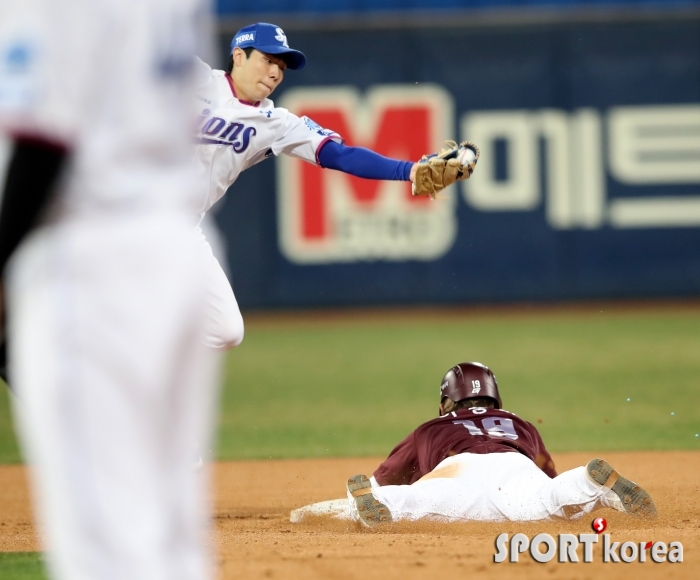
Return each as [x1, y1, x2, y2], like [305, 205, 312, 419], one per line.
[439, 362, 502, 409]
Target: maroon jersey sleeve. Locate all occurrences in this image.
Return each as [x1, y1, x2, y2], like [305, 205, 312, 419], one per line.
[373, 432, 420, 486]
[527, 421, 557, 478]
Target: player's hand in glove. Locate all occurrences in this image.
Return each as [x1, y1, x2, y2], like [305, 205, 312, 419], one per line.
[411, 141, 480, 200]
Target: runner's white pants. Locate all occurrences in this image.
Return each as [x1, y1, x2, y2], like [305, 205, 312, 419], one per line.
[195, 226, 244, 351]
[370, 452, 607, 522]
[7, 213, 221, 580]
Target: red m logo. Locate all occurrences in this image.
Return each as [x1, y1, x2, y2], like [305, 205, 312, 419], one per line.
[277, 85, 457, 264]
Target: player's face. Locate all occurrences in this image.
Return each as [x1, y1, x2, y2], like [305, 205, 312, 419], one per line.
[232, 48, 286, 102]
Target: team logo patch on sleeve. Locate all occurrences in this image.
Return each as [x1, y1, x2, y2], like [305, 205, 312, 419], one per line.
[302, 116, 334, 136]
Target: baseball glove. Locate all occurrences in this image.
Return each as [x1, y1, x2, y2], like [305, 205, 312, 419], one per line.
[412, 140, 480, 200]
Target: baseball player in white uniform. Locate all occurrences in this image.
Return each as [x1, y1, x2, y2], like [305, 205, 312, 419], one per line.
[0, 1, 219, 579]
[193, 22, 456, 351]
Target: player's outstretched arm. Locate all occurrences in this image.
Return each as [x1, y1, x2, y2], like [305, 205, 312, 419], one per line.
[317, 139, 415, 182]
[372, 432, 420, 486]
[317, 139, 478, 201]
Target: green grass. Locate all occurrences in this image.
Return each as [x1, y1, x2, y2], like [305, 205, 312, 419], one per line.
[0, 553, 47, 580]
[1, 308, 699, 465]
[216, 307, 700, 459]
[0, 378, 20, 464]
[1, 307, 699, 578]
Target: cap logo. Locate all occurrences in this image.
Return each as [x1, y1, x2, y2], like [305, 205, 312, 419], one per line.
[440, 381, 449, 392]
[471, 380, 481, 394]
[235, 32, 255, 45]
[274, 27, 289, 48]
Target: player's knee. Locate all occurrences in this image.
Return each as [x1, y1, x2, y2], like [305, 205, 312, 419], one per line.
[206, 309, 244, 351]
[224, 319, 245, 349]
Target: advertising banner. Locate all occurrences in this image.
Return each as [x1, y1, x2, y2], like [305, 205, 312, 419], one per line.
[213, 18, 700, 308]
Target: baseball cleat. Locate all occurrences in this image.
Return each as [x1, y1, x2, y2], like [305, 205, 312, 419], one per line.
[347, 474, 392, 528]
[586, 458, 657, 518]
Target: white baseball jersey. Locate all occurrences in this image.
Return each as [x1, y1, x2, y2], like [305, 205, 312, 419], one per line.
[1, 2, 220, 580]
[0, 0, 210, 215]
[193, 59, 342, 215]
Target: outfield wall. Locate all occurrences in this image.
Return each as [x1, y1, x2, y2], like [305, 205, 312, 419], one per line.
[216, 0, 700, 17]
[212, 14, 700, 309]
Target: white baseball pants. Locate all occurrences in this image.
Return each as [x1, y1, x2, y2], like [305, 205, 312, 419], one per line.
[8, 212, 220, 580]
[370, 452, 607, 522]
[194, 226, 244, 351]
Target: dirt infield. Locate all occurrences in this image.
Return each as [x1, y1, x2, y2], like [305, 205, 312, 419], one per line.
[1, 451, 698, 578]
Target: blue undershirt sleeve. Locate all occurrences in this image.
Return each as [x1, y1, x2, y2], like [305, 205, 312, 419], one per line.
[317, 140, 413, 181]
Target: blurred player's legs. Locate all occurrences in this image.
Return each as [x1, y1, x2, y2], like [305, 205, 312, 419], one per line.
[195, 227, 244, 350]
[7, 213, 220, 580]
[362, 453, 611, 523]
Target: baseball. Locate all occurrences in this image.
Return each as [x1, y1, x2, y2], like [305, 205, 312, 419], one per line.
[457, 146, 477, 165]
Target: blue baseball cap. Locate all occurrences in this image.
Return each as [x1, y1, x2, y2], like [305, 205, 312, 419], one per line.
[231, 23, 307, 70]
